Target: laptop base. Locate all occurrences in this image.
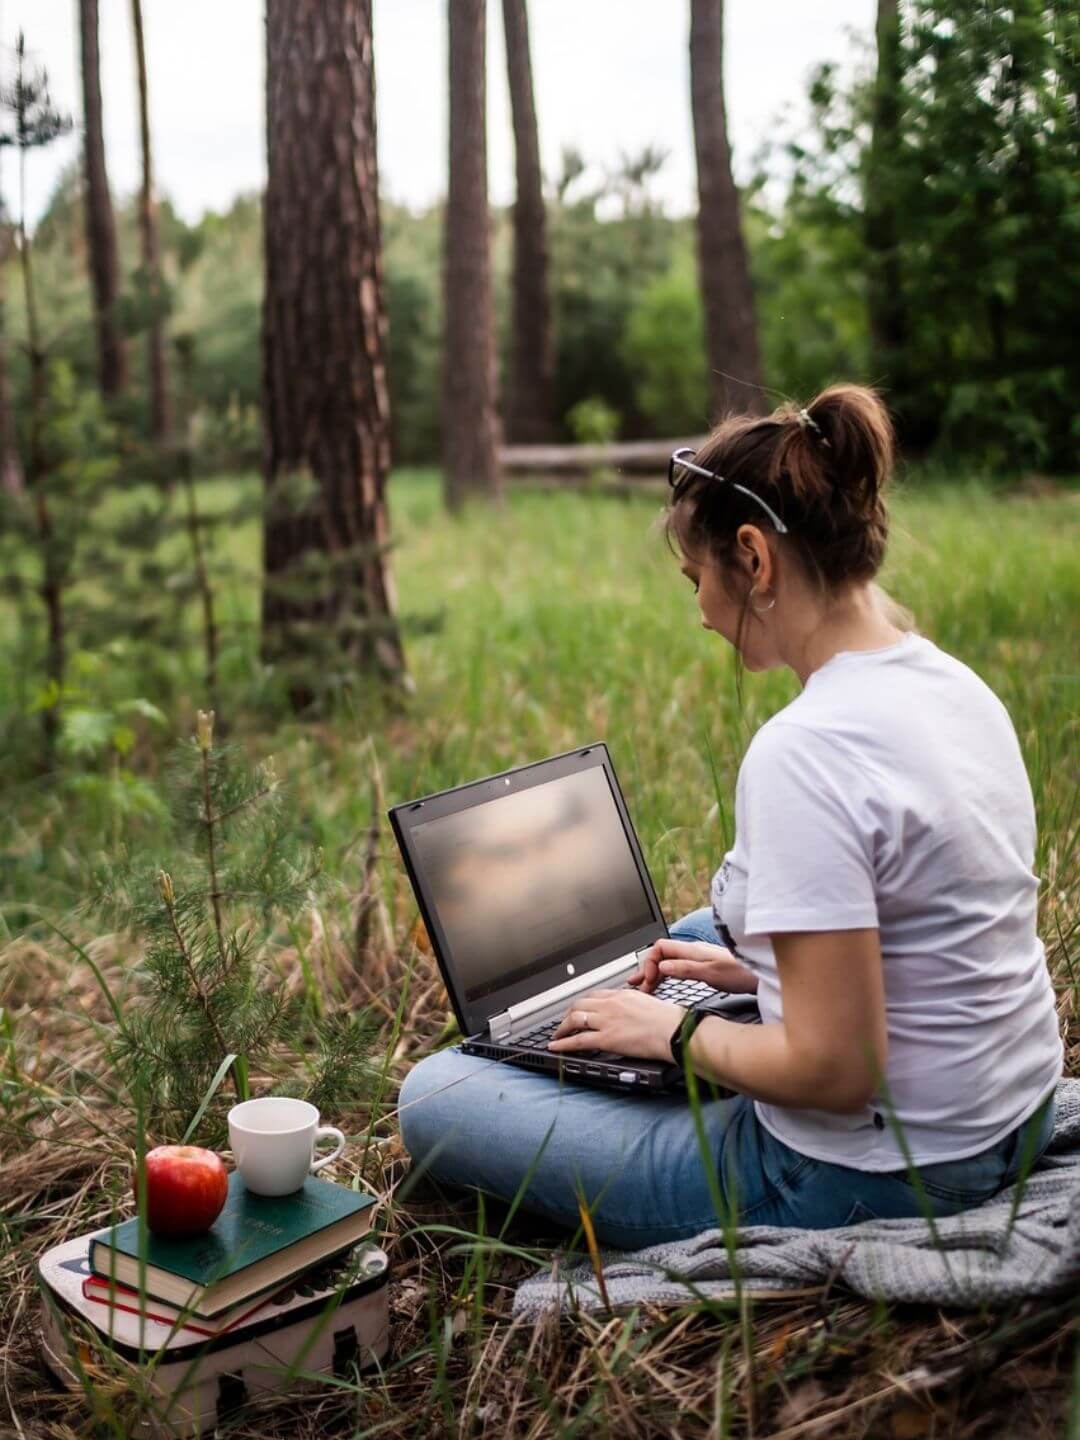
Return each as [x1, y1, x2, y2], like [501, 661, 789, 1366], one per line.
[462, 983, 762, 1096]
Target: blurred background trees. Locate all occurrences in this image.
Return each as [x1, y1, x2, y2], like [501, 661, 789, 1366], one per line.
[77, 0, 125, 404]
[129, 0, 171, 442]
[501, 0, 554, 445]
[787, 0, 1079, 468]
[6, 2, 1072, 477]
[0, 0, 1075, 754]
[443, 0, 502, 509]
[689, 0, 765, 417]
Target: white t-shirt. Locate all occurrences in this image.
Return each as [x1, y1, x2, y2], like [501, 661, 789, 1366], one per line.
[711, 630, 1063, 1171]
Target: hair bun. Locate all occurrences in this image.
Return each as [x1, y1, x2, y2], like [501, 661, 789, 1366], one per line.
[664, 380, 895, 594]
[777, 385, 893, 524]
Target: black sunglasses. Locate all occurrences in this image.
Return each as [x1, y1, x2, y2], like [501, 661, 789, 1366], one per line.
[668, 447, 789, 535]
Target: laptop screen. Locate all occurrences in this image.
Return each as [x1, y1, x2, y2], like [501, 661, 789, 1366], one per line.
[409, 765, 656, 1004]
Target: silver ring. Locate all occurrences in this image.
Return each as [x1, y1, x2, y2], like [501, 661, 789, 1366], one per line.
[578, 1011, 593, 1030]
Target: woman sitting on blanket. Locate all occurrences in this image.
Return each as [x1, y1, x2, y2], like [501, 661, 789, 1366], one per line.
[399, 384, 1063, 1247]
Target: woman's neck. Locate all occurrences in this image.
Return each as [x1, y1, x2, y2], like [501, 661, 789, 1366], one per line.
[784, 584, 906, 686]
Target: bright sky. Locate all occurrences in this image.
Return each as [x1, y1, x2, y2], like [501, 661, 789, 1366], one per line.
[2, 0, 874, 230]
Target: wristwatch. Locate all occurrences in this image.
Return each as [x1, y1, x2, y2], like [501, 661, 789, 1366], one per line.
[668, 1007, 707, 1070]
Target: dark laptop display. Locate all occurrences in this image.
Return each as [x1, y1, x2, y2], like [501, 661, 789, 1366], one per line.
[409, 765, 655, 1005]
[389, 744, 755, 1092]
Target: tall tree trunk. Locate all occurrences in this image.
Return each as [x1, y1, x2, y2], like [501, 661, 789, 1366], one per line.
[79, 0, 126, 401]
[501, 0, 553, 444]
[130, 0, 171, 440]
[443, 0, 501, 509]
[866, 0, 907, 394]
[0, 165, 24, 496]
[689, 0, 765, 419]
[18, 141, 61, 754]
[262, 0, 407, 705]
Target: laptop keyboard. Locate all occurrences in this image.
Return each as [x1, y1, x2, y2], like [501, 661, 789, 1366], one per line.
[509, 977, 722, 1055]
[652, 977, 722, 1007]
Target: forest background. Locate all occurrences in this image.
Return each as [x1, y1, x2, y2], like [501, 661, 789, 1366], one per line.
[1, 1, 1077, 1436]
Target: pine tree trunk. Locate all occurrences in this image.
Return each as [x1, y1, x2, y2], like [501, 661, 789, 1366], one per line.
[79, 0, 126, 401]
[501, 0, 553, 445]
[866, 0, 907, 392]
[0, 180, 23, 496]
[261, 0, 407, 705]
[689, 0, 765, 419]
[444, 0, 501, 509]
[18, 160, 61, 753]
[130, 0, 171, 440]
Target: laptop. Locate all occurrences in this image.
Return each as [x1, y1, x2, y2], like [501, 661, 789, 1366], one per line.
[389, 743, 759, 1093]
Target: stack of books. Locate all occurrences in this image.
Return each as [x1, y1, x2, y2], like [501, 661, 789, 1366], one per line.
[38, 1174, 388, 1439]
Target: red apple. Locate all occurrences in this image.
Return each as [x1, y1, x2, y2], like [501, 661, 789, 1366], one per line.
[137, 1145, 229, 1238]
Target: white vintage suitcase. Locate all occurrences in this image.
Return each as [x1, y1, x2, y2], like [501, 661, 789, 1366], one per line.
[38, 1232, 391, 1438]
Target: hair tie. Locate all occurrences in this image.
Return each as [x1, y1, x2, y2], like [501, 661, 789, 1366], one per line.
[796, 408, 831, 447]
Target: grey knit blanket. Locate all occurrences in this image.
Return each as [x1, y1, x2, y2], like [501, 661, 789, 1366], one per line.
[512, 1078, 1080, 1318]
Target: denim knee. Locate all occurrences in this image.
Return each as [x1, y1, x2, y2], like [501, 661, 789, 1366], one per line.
[668, 905, 722, 946]
[398, 1047, 464, 1162]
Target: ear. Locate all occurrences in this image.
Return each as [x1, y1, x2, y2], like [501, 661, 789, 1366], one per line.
[735, 525, 773, 589]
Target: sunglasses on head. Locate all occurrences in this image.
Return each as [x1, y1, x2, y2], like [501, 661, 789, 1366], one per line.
[667, 447, 789, 535]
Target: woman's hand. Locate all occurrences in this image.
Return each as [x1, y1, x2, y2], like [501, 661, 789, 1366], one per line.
[627, 938, 759, 995]
[548, 989, 685, 1063]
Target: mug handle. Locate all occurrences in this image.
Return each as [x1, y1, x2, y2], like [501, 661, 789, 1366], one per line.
[310, 1125, 346, 1173]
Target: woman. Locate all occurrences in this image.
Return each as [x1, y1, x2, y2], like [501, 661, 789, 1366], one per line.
[398, 385, 1063, 1247]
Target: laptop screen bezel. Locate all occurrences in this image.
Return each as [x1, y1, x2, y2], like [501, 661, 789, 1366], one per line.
[388, 743, 669, 1040]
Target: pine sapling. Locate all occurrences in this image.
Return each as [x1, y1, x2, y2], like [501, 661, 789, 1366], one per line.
[104, 710, 374, 1143]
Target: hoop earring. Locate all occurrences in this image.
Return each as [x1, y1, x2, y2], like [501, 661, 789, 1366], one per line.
[751, 588, 775, 614]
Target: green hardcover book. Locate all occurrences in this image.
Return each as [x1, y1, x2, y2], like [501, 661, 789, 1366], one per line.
[89, 1174, 375, 1319]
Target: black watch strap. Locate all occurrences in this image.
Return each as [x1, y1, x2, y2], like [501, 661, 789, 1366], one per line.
[669, 1007, 706, 1069]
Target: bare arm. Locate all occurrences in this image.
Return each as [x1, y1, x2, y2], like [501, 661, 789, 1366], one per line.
[549, 928, 887, 1115]
[685, 929, 888, 1113]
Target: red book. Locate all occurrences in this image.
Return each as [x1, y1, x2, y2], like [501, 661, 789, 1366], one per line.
[81, 1274, 273, 1338]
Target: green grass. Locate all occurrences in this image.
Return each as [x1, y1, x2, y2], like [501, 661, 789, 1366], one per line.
[69, 465, 1068, 912]
[5, 468, 1077, 919]
[1, 468, 1078, 1437]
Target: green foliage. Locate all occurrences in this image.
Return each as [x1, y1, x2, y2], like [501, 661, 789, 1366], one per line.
[170, 195, 261, 428]
[101, 711, 375, 1141]
[547, 156, 680, 439]
[622, 259, 709, 434]
[0, 359, 121, 697]
[7, 11, 1070, 474]
[784, 0, 1080, 467]
[566, 396, 620, 448]
[384, 200, 444, 465]
[0, 31, 72, 154]
[0, 347, 264, 782]
[747, 199, 870, 405]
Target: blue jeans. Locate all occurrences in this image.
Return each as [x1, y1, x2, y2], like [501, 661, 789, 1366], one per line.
[398, 908, 1058, 1249]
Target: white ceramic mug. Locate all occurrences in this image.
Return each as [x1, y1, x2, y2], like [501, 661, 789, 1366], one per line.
[227, 1097, 346, 1197]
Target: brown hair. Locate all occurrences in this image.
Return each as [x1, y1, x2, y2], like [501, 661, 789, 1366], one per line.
[665, 384, 901, 667]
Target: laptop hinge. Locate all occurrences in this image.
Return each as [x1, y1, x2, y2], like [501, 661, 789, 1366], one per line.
[489, 1010, 512, 1043]
[486, 948, 647, 1041]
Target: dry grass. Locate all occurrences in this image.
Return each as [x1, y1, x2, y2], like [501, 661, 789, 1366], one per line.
[2, 475, 1077, 1435]
[2, 896, 1076, 1440]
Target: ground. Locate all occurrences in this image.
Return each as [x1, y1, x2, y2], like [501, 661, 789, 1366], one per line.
[1, 470, 1077, 1437]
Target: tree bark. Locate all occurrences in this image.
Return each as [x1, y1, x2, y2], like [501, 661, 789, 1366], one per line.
[79, 0, 126, 401]
[261, 0, 407, 703]
[501, 0, 553, 444]
[689, 0, 765, 419]
[866, 0, 907, 390]
[18, 141, 61, 753]
[443, 0, 501, 509]
[130, 0, 171, 440]
[0, 178, 23, 496]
